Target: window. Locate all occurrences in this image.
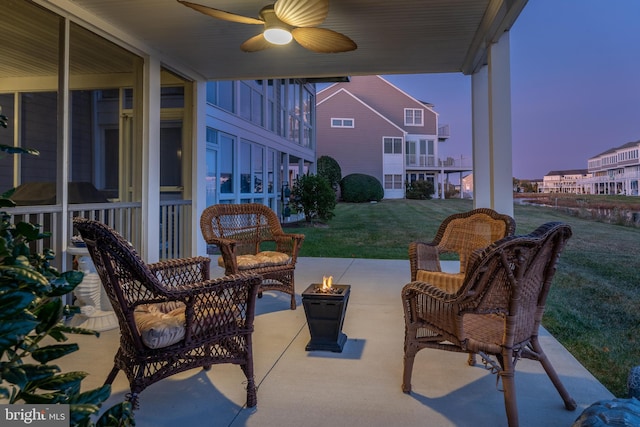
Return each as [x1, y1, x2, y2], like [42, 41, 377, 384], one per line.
[220, 133, 234, 194]
[205, 128, 218, 206]
[240, 81, 263, 126]
[383, 137, 402, 154]
[302, 87, 314, 148]
[240, 141, 251, 193]
[404, 108, 423, 126]
[206, 81, 235, 112]
[331, 118, 354, 128]
[252, 145, 264, 193]
[384, 174, 403, 189]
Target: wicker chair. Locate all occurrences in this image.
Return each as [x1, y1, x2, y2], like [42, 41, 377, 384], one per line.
[200, 203, 304, 310]
[402, 222, 577, 427]
[409, 208, 516, 294]
[73, 218, 262, 408]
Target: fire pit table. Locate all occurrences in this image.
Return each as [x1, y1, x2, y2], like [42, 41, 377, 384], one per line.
[302, 278, 350, 353]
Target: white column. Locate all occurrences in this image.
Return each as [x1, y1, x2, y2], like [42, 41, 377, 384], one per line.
[191, 80, 207, 256]
[141, 56, 161, 263]
[472, 67, 491, 207]
[58, 18, 70, 269]
[471, 32, 514, 217]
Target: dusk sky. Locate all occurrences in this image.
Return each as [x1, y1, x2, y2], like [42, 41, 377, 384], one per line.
[381, 0, 640, 180]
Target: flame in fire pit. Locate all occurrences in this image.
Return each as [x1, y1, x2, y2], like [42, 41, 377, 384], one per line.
[322, 275, 333, 291]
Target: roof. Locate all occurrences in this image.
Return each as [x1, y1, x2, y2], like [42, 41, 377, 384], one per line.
[316, 88, 406, 134]
[590, 139, 640, 158]
[11, 0, 528, 81]
[318, 75, 439, 133]
[545, 169, 589, 177]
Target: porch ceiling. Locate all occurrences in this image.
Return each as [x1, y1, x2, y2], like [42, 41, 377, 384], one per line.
[59, 0, 527, 81]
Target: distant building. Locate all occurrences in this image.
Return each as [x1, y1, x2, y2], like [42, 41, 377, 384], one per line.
[316, 75, 470, 199]
[461, 173, 474, 198]
[540, 169, 591, 194]
[583, 140, 640, 196]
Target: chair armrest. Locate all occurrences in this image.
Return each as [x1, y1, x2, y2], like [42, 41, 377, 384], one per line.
[409, 241, 442, 281]
[401, 280, 462, 325]
[402, 280, 459, 302]
[274, 233, 305, 260]
[148, 256, 211, 286]
[204, 237, 240, 274]
[178, 273, 262, 341]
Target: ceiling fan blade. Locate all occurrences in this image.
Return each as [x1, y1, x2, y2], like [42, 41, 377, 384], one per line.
[292, 27, 357, 53]
[274, 0, 329, 27]
[240, 33, 273, 52]
[177, 1, 264, 25]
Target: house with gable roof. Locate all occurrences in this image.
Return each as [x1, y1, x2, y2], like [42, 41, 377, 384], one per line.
[316, 75, 470, 199]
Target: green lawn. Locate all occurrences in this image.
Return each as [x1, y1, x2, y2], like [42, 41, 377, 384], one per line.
[286, 198, 640, 397]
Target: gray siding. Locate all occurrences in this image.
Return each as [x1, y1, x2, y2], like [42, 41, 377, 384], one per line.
[318, 76, 437, 134]
[317, 90, 402, 185]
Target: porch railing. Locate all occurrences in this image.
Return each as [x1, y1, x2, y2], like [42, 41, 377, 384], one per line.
[4, 200, 192, 266]
[159, 200, 192, 260]
[68, 202, 143, 251]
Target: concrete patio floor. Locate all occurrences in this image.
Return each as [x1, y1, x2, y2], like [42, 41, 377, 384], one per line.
[60, 257, 613, 427]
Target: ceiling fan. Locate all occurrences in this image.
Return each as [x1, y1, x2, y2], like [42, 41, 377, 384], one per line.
[177, 0, 357, 53]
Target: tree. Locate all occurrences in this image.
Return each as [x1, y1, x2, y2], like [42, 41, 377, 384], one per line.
[317, 156, 342, 192]
[405, 180, 434, 200]
[291, 174, 336, 223]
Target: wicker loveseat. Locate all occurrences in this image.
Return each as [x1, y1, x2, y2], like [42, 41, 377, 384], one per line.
[409, 208, 516, 294]
[200, 203, 304, 310]
[402, 222, 576, 427]
[73, 218, 262, 408]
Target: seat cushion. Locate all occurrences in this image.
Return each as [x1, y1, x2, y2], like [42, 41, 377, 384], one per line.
[218, 251, 291, 271]
[416, 270, 465, 294]
[134, 299, 243, 349]
[134, 302, 186, 349]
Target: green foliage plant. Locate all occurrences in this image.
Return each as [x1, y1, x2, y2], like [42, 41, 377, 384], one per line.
[405, 180, 434, 200]
[339, 173, 384, 203]
[317, 156, 342, 192]
[291, 174, 336, 223]
[0, 132, 133, 425]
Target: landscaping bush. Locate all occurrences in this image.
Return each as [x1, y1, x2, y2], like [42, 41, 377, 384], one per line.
[340, 174, 384, 203]
[291, 174, 336, 222]
[406, 179, 434, 200]
[317, 155, 342, 192]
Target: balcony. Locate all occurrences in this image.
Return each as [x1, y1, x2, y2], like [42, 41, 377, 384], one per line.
[438, 124, 450, 140]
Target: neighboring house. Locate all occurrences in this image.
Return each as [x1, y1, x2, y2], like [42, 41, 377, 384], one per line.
[461, 173, 474, 198]
[583, 140, 640, 196]
[316, 75, 470, 199]
[540, 169, 591, 194]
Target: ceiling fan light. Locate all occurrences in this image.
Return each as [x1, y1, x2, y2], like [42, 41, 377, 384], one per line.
[264, 27, 293, 45]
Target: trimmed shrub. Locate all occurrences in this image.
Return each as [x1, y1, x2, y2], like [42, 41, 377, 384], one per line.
[406, 179, 434, 200]
[292, 174, 336, 222]
[317, 155, 342, 192]
[340, 173, 384, 203]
